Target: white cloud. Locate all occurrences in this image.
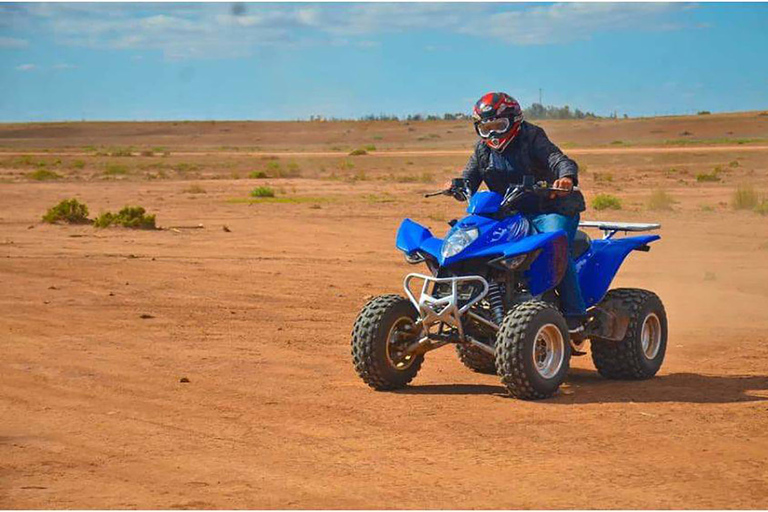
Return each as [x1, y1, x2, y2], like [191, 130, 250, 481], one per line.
[0, 36, 28, 49]
[16, 63, 36, 71]
[461, 3, 683, 45]
[8, 3, 695, 59]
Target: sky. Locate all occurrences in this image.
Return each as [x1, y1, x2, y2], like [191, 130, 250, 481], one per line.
[1, 2, 768, 121]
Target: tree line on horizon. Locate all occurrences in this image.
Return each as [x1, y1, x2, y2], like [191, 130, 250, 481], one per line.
[308, 103, 600, 122]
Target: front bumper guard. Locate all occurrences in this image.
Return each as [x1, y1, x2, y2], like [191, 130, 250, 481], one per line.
[403, 273, 498, 345]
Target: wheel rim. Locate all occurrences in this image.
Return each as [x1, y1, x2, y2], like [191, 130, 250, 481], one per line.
[385, 316, 417, 370]
[531, 323, 565, 379]
[641, 313, 662, 359]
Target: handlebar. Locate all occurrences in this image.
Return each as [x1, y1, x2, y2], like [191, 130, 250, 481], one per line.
[424, 179, 578, 201]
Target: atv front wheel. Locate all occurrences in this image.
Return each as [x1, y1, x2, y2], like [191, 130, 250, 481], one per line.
[351, 295, 424, 390]
[495, 301, 571, 399]
[591, 288, 667, 379]
[455, 344, 497, 375]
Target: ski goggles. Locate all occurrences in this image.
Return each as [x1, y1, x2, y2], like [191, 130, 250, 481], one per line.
[475, 117, 511, 138]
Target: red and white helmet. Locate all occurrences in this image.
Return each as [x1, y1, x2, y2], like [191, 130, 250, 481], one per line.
[472, 92, 524, 152]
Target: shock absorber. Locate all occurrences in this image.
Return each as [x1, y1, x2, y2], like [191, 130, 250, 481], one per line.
[487, 282, 505, 326]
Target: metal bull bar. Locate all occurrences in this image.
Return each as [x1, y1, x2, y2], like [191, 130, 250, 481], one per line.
[403, 273, 497, 342]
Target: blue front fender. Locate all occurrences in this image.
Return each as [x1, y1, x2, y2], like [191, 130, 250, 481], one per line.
[396, 218, 443, 260]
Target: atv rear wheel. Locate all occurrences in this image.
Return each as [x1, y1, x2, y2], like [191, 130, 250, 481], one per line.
[495, 301, 571, 400]
[455, 344, 497, 374]
[591, 288, 667, 379]
[351, 294, 424, 390]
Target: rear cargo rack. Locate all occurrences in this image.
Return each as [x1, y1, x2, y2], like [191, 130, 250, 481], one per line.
[579, 221, 661, 239]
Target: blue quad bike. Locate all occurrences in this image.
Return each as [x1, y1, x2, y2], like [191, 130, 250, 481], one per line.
[351, 177, 668, 399]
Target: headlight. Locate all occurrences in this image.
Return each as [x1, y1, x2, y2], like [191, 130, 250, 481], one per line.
[441, 227, 479, 259]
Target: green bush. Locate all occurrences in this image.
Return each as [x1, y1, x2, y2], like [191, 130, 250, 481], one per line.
[42, 199, 90, 224]
[249, 171, 269, 179]
[27, 169, 62, 181]
[94, 206, 156, 229]
[349, 148, 368, 156]
[70, 159, 86, 170]
[732, 185, 759, 210]
[250, 186, 275, 198]
[104, 163, 128, 176]
[591, 194, 622, 211]
[755, 200, 768, 216]
[647, 189, 676, 211]
[697, 110, 711, 115]
[364, 144, 376, 152]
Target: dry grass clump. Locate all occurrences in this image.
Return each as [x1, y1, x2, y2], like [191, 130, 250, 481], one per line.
[184, 184, 207, 194]
[28, 169, 62, 181]
[732, 185, 759, 210]
[696, 168, 721, 182]
[647, 189, 677, 211]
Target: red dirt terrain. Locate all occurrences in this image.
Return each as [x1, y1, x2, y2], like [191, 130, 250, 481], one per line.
[2, 112, 768, 508]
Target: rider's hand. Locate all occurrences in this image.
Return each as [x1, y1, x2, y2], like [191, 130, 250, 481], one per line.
[445, 180, 467, 201]
[550, 177, 574, 199]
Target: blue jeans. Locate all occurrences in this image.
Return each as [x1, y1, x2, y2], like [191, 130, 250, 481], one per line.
[527, 213, 587, 317]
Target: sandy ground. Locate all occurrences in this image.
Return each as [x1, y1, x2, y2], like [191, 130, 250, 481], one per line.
[2, 113, 768, 509]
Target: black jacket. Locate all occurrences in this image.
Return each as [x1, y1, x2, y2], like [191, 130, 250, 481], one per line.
[462, 121, 585, 217]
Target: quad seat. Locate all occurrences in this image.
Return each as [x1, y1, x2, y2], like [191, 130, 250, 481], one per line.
[573, 230, 591, 259]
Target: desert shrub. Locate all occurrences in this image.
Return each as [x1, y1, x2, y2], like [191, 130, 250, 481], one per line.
[697, 110, 711, 115]
[109, 147, 134, 157]
[732, 185, 759, 210]
[249, 171, 269, 179]
[755, 200, 768, 216]
[610, 140, 624, 145]
[729, 160, 740, 168]
[265, 161, 282, 175]
[592, 194, 622, 211]
[94, 206, 156, 229]
[338, 159, 355, 171]
[349, 148, 368, 156]
[578, 163, 588, 174]
[347, 170, 368, 182]
[284, 161, 301, 177]
[250, 186, 275, 198]
[594, 172, 613, 183]
[364, 144, 376, 151]
[104, 163, 128, 175]
[27, 169, 62, 181]
[70, 159, 86, 170]
[42, 199, 90, 224]
[140, 150, 154, 157]
[176, 162, 199, 173]
[184, 184, 206, 194]
[647, 189, 676, 211]
[696, 169, 721, 182]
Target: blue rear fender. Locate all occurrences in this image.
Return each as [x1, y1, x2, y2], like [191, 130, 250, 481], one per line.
[576, 234, 661, 307]
[396, 218, 443, 261]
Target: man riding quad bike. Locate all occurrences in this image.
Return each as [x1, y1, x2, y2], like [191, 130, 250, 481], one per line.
[351, 92, 667, 399]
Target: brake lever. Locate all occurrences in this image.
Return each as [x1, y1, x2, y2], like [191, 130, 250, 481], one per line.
[424, 190, 448, 198]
